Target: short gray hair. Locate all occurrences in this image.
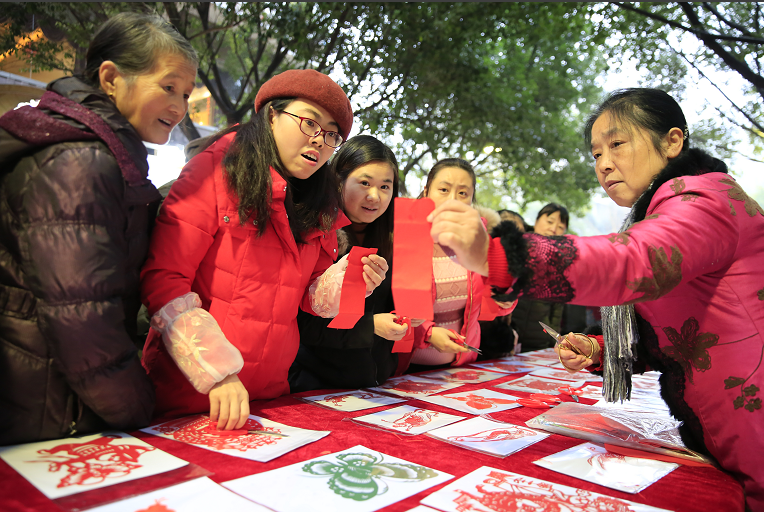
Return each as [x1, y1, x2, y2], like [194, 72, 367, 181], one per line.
[84, 12, 198, 86]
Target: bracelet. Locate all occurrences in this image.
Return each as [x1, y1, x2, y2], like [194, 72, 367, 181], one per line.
[573, 333, 597, 360]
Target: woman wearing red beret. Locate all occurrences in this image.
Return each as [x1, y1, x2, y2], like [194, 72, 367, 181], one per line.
[140, 70, 388, 429]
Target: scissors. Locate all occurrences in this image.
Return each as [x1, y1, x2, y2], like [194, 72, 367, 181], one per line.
[539, 321, 587, 357]
[558, 385, 584, 402]
[447, 329, 482, 354]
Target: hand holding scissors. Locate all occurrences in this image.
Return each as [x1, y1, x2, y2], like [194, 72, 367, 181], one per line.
[539, 322, 598, 372]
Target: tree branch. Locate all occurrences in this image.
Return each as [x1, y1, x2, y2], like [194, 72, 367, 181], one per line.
[678, 2, 764, 97]
[673, 48, 764, 135]
[701, 2, 754, 36]
[315, 5, 351, 73]
[610, 1, 764, 44]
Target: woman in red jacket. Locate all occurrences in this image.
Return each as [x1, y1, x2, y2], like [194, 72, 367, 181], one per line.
[140, 70, 387, 429]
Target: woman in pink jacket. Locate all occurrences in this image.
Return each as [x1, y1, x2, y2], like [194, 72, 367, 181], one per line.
[428, 88, 764, 509]
[402, 159, 515, 374]
[140, 70, 387, 429]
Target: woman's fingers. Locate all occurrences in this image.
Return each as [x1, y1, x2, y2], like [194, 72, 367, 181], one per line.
[217, 396, 230, 430]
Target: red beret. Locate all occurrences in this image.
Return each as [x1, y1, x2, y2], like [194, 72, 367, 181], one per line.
[254, 69, 353, 141]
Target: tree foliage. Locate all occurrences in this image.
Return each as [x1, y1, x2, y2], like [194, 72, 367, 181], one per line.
[0, 3, 618, 213]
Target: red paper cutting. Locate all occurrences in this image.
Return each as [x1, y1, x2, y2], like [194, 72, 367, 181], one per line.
[391, 313, 413, 353]
[327, 246, 378, 329]
[391, 197, 435, 320]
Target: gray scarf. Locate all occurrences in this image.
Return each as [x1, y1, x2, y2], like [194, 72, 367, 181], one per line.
[600, 206, 641, 403]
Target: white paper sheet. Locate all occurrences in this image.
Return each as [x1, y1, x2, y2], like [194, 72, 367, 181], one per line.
[302, 390, 406, 412]
[493, 375, 584, 395]
[417, 367, 507, 383]
[142, 414, 329, 463]
[87, 476, 271, 511]
[420, 466, 667, 512]
[427, 417, 549, 457]
[416, 389, 522, 415]
[530, 366, 603, 383]
[367, 375, 464, 398]
[467, 361, 542, 374]
[222, 445, 454, 512]
[0, 432, 188, 500]
[533, 442, 679, 494]
[353, 404, 466, 435]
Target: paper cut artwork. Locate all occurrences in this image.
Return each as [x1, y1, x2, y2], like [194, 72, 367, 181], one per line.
[428, 417, 548, 457]
[534, 442, 679, 494]
[368, 375, 463, 398]
[420, 466, 667, 512]
[328, 247, 378, 329]
[494, 375, 584, 395]
[468, 361, 542, 374]
[87, 477, 269, 512]
[0, 432, 188, 500]
[530, 366, 603, 383]
[303, 390, 406, 412]
[142, 414, 328, 463]
[418, 368, 507, 384]
[417, 389, 522, 415]
[222, 445, 453, 512]
[355, 404, 465, 435]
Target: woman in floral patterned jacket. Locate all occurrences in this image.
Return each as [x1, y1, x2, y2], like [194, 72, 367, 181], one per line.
[427, 88, 764, 509]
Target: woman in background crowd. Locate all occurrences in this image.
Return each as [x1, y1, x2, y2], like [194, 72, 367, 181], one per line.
[511, 202, 569, 352]
[289, 135, 405, 391]
[0, 13, 198, 444]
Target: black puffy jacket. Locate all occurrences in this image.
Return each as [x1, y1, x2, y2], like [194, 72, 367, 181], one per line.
[0, 76, 160, 444]
[288, 233, 398, 392]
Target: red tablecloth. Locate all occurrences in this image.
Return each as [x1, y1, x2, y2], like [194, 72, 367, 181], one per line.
[0, 367, 745, 511]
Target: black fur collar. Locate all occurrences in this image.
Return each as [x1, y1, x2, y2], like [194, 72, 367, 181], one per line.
[630, 148, 728, 223]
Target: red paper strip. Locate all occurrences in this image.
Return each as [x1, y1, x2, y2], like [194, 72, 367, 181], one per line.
[391, 197, 435, 320]
[391, 313, 413, 353]
[327, 246, 378, 329]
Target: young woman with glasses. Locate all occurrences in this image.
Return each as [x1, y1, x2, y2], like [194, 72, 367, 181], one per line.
[140, 70, 388, 429]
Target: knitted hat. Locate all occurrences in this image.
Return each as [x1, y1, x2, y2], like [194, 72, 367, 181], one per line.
[254, 69, 353, 141]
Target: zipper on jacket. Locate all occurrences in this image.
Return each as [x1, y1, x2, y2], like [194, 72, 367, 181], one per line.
[454, 272, 474, 367]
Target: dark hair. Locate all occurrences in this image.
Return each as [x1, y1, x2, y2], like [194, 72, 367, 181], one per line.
[208, 98, 340, 242]
[535, 202, 569, 228]
[83, 12, 198, 87]
[333, 135, 399, 262]
[584, 88, 689, 157]
[498, 209, 529, 233]
[419, 158, 478, 204]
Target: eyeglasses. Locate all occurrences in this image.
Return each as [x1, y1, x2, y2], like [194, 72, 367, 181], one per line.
[282, 111, 343, 148]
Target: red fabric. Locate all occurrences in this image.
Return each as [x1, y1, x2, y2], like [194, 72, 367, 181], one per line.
[140, 133, 349, 417]
[487, 236, 514, 289]
[0, 365, 744, 512]
[253, 69, 353, 140]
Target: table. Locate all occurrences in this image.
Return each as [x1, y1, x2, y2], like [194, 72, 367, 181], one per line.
[0, 363, 745, 511]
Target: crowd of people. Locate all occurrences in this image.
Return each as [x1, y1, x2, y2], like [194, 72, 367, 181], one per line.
[0, 12, 762, 509]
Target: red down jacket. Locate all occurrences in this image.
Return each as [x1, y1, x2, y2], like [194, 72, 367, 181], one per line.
[141, 133, 348, 418]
